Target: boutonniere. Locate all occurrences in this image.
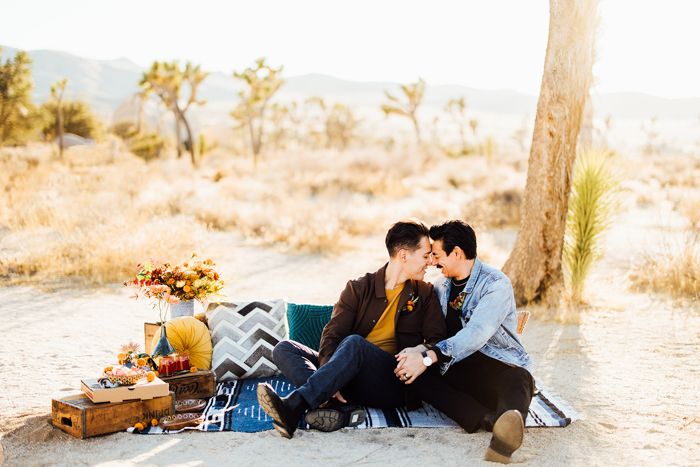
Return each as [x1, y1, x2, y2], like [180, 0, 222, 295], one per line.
[401, 294, 419, 312]
[450, 292, 466, 310]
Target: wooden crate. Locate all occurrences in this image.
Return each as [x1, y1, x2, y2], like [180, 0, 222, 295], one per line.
[52, 392, 174, 439]
[160, 370, 216, 400]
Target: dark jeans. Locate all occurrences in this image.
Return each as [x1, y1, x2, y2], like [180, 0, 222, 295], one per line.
[410, 351, 534, 433]
[273, 336, 406, 409]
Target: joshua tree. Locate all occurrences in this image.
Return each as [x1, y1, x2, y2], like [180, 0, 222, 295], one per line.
[140, 61, 208, 165]
[381, 78, 425, 145]
[445, 97, 468, 153]
[501, 0, 600, 308]
[0, 48, 35, 147]
[51, 78, 68, 157]
[231, 58, 284, 167]
[469, 118, 479, 141]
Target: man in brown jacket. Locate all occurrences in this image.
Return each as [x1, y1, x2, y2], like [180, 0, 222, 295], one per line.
[257, 219, 447, 438]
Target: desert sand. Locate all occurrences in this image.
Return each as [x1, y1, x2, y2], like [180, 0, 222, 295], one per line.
[2, 207, 700, 467]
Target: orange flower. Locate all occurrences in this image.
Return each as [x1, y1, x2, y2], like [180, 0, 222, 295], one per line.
[134, 422, 145, 431]
[137, 358, 147, 367]
[168, 278, 175, 285]
[190, 366, 198, 373]
[183, 285, 191, 292]
[147, 371, 156, 382]
[185, 280, 192, 286]
[151, 419, 158, 427]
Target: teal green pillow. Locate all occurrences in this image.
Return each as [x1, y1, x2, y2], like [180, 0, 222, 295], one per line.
[287, 303, 334, 351]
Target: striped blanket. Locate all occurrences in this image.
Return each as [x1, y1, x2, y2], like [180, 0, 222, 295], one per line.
[130, 375, 580, 434]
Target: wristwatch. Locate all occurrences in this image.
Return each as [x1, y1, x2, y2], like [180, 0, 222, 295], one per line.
[421, 351, 433, 367]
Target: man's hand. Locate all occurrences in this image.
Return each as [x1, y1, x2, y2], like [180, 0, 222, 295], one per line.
[394, 351, 431, 385]
[395, 344, 427, 358]
[319, 391, 346, 407]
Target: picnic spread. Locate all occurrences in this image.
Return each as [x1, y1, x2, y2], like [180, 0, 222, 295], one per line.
[50, 256, 580, 439]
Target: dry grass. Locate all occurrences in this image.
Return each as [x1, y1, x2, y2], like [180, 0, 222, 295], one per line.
[0, 142, 205, 284]
[0, 141, 531, 284]
[629, 197, 700, 307]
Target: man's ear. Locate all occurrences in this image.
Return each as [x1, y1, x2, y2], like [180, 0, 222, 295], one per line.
[453, 246, 464, 259]
[400, 249, 408, 262]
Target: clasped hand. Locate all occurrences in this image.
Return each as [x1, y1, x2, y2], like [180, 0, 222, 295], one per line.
[394, 344, 427, 384]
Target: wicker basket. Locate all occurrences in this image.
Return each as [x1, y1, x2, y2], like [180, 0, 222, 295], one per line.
[102, 370, 147, 386]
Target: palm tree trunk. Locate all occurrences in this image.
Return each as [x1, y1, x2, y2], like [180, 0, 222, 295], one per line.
[501, 0, 600, 308]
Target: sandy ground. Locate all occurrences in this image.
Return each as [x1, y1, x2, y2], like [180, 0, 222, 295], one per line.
[2, 210, 700, 467]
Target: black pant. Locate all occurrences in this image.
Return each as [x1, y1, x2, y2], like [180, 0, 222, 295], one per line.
[411, 351, 534, 433]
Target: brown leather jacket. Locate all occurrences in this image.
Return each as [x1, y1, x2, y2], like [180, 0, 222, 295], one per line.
[319, 263, 447, 367]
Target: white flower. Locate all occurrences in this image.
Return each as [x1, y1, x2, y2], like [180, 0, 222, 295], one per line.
[193, 279, 203, 288]
[176, 281, 186, 288]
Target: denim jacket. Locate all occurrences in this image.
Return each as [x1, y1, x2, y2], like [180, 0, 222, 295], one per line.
[433, 257, 533, 373]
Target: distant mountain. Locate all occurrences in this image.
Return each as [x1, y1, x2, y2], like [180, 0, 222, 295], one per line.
[2, 45, 698, 123]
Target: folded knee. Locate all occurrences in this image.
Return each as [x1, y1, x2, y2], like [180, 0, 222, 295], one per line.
[273, 339, 296, 360]
[339, 334, 366, 348]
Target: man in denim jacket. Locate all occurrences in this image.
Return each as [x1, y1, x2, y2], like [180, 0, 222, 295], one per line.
[395, 220, 535, 464]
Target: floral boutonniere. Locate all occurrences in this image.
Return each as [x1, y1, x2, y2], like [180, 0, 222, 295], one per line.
[450, 292, 466, 311]
[401, 294, 419, 313]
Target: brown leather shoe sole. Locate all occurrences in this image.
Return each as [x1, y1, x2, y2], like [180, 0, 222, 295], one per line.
[256, 383, 294, 439]
[484, 410, 524, 464]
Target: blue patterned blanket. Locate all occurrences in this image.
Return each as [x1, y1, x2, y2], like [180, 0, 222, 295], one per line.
[130, 375, 580, 434]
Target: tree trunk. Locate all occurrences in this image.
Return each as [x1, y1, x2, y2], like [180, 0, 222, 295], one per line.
[57, 100, 64, 158]
[174, 107, 182, 159]
[501, 0, 599, 308]
[580, 93, 594, 148]
[412, 115, 421, 145]
[174, 105, 196, 166]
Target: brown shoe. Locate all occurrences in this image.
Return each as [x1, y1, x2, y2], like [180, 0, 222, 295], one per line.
[484, 410, 524, 464]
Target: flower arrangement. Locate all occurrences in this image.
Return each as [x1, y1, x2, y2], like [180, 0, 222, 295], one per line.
[450, 292, 466, 311]
[124, 253, 226, 322]
[401, 294, 419, 313]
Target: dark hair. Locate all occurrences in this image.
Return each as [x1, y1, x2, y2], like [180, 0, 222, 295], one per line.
[429, 220, 477, 259]
[385, 218, 430, 258]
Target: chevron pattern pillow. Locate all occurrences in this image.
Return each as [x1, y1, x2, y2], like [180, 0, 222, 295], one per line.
[206, 299, 288, 381]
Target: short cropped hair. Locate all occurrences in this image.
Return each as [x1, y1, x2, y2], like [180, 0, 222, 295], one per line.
[429, 220, 477, 259]
[385, 218, 430, 258]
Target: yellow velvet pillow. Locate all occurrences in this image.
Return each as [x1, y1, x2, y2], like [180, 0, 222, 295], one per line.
[151, 316, 212, 370]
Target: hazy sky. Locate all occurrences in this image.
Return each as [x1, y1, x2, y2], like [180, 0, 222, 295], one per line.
[2, 0, 698, 98]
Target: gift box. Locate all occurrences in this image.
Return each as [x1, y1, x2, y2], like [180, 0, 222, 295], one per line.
[52, 392, 174, 439]
[81, 377, 170, 403]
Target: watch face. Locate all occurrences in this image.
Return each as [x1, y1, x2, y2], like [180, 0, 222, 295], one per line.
[423, 356, 432, 366]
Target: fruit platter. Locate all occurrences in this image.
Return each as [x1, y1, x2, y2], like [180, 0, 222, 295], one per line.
[100, 342, 158, 387]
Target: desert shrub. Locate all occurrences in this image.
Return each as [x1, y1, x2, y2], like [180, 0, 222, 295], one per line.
[462, 188, 523, 229]
[563, 148, 624, 301]
[630, 197, 700, 305]
[41, 99, 104, 140]
[130, 133, 165, 161]
[112, 121, 138, 140]
[0, 143, 201, 284]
